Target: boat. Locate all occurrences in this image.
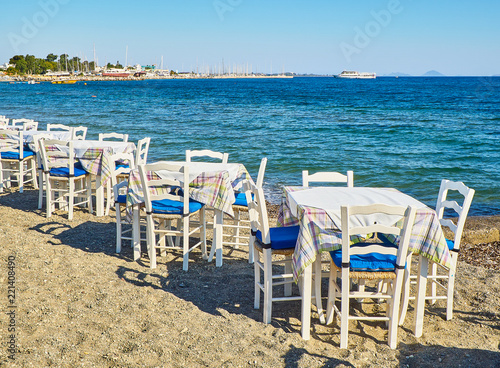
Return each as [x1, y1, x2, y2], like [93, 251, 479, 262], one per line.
[51, 79, 78, 84]
[101, 69, 132, 78]
[335, 71, 376, 79]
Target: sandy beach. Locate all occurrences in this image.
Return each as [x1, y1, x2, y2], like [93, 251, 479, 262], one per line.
[0, 188, 499, 367]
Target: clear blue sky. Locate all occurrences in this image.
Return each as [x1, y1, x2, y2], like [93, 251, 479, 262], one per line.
[1, 0, 499, 75]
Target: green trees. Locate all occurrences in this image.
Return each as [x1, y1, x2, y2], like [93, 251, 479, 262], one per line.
[6, 53, 93, 74]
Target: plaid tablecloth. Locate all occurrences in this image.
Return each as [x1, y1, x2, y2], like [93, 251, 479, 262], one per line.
[126, 162, 251, 217]
[278, 186, 451, 280]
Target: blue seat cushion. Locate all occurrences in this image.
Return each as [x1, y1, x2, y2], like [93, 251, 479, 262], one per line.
[330, 245, 399, 272]
[446, 239, 455, 250]
[151, 198, 204, 215]
[1, 150, 35, 160]
[256, 225, 300, 250]
[116, 163, 130, 169]
[49, 166, 87, 178]
[116, 194, 127, 204]
[234, 192, 248, 206]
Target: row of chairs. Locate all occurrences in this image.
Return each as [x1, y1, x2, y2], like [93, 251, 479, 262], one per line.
[246, 173, 474, 349]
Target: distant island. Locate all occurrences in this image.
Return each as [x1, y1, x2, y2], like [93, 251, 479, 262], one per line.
[422, 70, 445, 77]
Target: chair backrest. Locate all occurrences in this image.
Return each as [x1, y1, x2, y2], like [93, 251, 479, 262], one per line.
[244, 180, 271, 244]
[138, 162, 189, 215]
[99, 132, 129, 142]
[38, 138, 76, 175]
[186, 149, 228, 163]
[22, 121, 38, 131]
[31, 133, 52, 169]
[73, 126, 88, 140]
[302, 170, 354, 187]
[110, 152, 136, 200]
[435, 180, 475, 251]
[341, 204, 417, 269]
[0, 118, 8, 128]
[0, 129, 23, 158]
[11, 118, 35, 129]
[255, 157, 268, 188]
[135, 137, 151, 166]
[47, 124, 74, 137]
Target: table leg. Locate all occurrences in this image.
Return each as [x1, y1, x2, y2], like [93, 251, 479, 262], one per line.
[414, 254, 428, 337]
[133, 205, 141, 261]
[95, 174, 104, 217]
[301, 264, 312, 340]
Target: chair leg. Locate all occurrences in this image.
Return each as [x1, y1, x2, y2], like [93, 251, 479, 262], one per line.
[314, 257, 326, 324]
[182, 216, 190, 271]
[284, 256, 292, 297]
[146, 215, 157, 269]
[18, 160, 24, 193]
[254, 246, 261, 310]
[430, 262, 438, 305]
[340, 268, 350, 349]
[46, 178, 52, 218]
[116, 212, 122, 253]
[263, 248, 272, 324]
[399, 253, 413, 326]
[446, 261, 456, 320]
[200, 209, 207, 260]
[326, 263, 337, 325]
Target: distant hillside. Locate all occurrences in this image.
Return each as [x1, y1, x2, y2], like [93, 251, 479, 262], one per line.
[423, 70, 445, 76]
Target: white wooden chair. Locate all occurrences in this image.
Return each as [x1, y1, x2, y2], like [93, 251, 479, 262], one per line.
[47, 123, 74, 137]
[10, 118, 35, 130]
[245, 180, 304, 324]
[326, 204, 416, 349]
[22, 121, 38, 131]
[98, 132, 129, 142]
[138, 162, 207, 271]
[31, 133, 53, 209]
[38, 139, 93, 220]
[186, 149, 228, 163]
[73, 126, 88, 140]
[302, 170, 354, 187]
[399, 180, 475, 325]
[221, 157, 267, 264]
[109, 152, 142, 253]
[0, 130, 37, 193]
[302, 169, 354, 322]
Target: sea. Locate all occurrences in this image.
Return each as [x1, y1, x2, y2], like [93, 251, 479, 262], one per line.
[1, 76, 499, 216]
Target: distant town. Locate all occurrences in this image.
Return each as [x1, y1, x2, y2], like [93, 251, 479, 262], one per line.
[0, 53, 295, 82]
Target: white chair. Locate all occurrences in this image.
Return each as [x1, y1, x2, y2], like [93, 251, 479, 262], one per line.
[10, 118, 35, 130]
[138, 162, 207, 271]
[0, 130, 37, 193]
[302, 169, 354, 322]
[135, 137, 151, 166]
[22, 121, 38, 131]
[109, 152, 141, 253]
[221, 157, 267, 263]
[98, 132, 129, 142]
[38, 138, 93, 220]
[47, 123, 74, 137]
[245, 179, 303, 324]
[399, 180, 475, 324]
[186, 149, 228, 163]
[31, 133, 53, 209]
[302, 170, 354, 187]
[73, 126, 88, 140]
[325, 204, 416, 349]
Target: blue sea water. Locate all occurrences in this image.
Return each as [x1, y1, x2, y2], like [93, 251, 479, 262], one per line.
[1, 76, 499, 216]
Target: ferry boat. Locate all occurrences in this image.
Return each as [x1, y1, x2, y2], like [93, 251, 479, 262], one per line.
[335, 71, 376, 79]
[51, 79, 78, 84]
